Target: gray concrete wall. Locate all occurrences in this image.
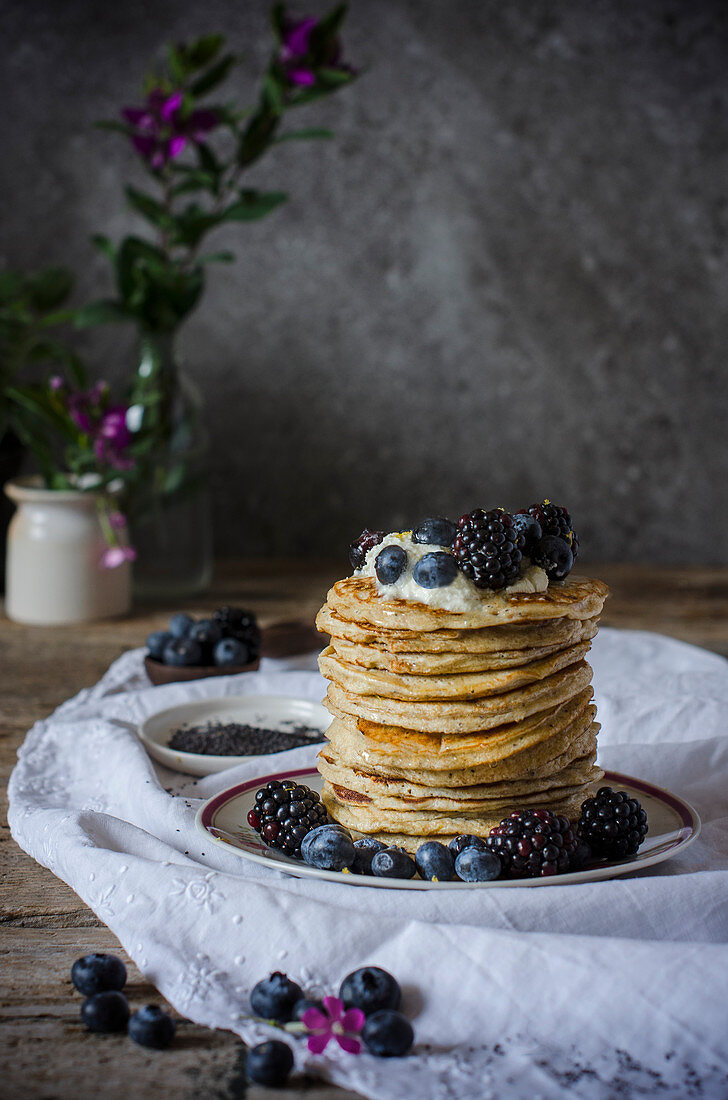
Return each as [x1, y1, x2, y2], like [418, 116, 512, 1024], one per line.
[2, 0, 727, 562]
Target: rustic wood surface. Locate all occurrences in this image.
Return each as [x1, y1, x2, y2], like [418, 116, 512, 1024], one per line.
[1, 560, 727, 1099]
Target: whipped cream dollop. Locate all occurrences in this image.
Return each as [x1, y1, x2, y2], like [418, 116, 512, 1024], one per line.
[359, 532, 548, 611]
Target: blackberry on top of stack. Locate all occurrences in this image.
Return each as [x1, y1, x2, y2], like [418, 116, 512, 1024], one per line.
[315, 502, 609, 851]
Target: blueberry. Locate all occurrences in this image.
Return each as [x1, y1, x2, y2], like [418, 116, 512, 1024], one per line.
[339, 967, 401, 1015]
[301, 824, 355, 871]
[371, 847, 417, 880]
[250, 972, 303, 1022]
[162, 637, 203, 667]
[128, 1005, 176, 1049]
[80, 990, 130, 1032]
[71, 953, 127, 995]
[291, 997, 324, 1023]
[414, 841, 455, 882]
[375, 545, 407, 585]
[449, 834, 486, 857]
[352, 837, 386, 876]
[412, 517, 457, 547]
[454, 846, 502, 882]
[168, 612, 195, 638]
[246, 1040, 294, 1087]
[362, 1010, 414, 1057]
[146, 630, 172, 661]
[513, 512, 542, 552]
[188, 618, 223, 655]
[531, 535, 574, 581]
[412, 552, 458, 589]
[213, 637, 250, 667]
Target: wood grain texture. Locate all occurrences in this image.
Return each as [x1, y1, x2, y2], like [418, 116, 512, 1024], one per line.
[1, 560, 726, 1098]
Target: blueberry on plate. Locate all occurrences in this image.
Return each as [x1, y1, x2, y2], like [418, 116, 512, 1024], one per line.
[414, 841, 455, 882]
[146, 630, 172, 661]
[246, 1039, 294, 1087]
[188, 618, 223, 653]
[80, 990, 130, 1032]
[339, 966, 401, 1015]
[512, 512, 542, 553]
[301, 824, 355, 871]
[128, 1005, 177, 1049]
[531, 534, 574, 581]
[454, 847, 502, 882]
[412, 552, 459, 589]
[371, 847, 417, 879]
[362, 1009, 414, 1057]
[448, 834, 486, 857]
[351, 837, 386, 875]
[168, 612, 195, 638]
[213, 637, 250, 667]
[412, 517, 457, 547]
[250, 972, 303, 1023]
[71, 953, 127, 996]
[375, 545, 408, 585]
[162, 637, 203, 667]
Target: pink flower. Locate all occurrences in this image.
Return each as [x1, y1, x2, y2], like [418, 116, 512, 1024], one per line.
[100, 545, 137, 570]
[49, 375, 64, 392]
[302, 996, 365, 1056]
[122, 89, 218, 170]
[94, 406, 135, 470]
[108, 511, 127, 531]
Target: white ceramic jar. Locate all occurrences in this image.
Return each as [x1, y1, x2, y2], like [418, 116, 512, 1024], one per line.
[4, 477, 132, 625]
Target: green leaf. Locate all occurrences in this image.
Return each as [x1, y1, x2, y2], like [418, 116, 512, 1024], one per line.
[0, 270, 24, 306]
[91, 234, 116, 261]
[125, 185, 169, 228]
[190, 53, 236, 97]
[170, 172, 217, 197]
[317, 67, 354, 86]
[270, 2, 286, 39]
[197, 142, 221, 176]
[95, 120, 131, 135]
[318, 2, 348, 38]
[262, 73, 284, 114]
[26, 268, 73, 312]
[185, 34, 225, 71]
[221, 190, 288, 222]
[75, 300, 131, 327]
[197, 251, 235, 264]
[273, 127, 334, 143]
[166, 43, 187, 83]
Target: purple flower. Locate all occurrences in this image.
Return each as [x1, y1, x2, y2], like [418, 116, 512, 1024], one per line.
[301, 996, 365, 1056]
[122, 89, 218, 170]
[100, 545, 137, 570]
[93, 406, 135, 470]
[108, 511, 127, 531]
[67, 393, 94, 434]
[49, 375, 64, 392]
[278, 12, 352, 87]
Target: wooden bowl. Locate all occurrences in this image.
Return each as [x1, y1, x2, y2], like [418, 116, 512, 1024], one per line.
[144, 655, 261, 686]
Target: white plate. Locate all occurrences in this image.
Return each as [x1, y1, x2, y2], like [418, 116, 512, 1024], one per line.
[196, 768, 701, 889]
[138, 695, 330, 776]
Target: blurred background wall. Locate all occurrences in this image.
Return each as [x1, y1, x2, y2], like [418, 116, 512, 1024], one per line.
[1, 0, 726, 562]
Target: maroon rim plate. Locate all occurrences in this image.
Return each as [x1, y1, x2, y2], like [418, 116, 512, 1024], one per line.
[195, 769, 700, 890]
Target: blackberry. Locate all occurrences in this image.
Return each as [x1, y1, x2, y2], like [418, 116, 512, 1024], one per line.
[349, 528, 384, 571]
[246, 779, 329, 858]
[485, 808, 579, 878]
[452, 509, 524, 590]
[519, 501, 579, 561]
[213, 606, 261, 659]
[578, 787, 648, 859]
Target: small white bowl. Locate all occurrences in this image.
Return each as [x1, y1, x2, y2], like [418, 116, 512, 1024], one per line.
[138, 694, 330, 776]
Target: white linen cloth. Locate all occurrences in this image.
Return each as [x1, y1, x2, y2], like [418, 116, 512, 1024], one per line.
[8, 627, 728, 1099]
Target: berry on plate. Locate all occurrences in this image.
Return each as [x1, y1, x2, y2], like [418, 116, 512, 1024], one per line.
[351, 837, 386, 876]
[578, 787, 648, 859]
[454, 846, 502, 882]
[371, 847, 417, 880]
[339, 967, 401, 1015]
[453, 509, 524, 590]
[301, 824, 356, 871]
[71, 953, 127, 996]
[412, 551, 459, 589]
[375, 545, 408, 585]
[250, 780, 330, 858]
[414, 841, 455, 882]
[448, 834, 486, 857]
[485, 808, 579, 878]
[162, 637, 203, 667]
[128, 1005, 177, 1049]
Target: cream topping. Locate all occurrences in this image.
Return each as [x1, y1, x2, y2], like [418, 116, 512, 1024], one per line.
[359, 532, 548, 610]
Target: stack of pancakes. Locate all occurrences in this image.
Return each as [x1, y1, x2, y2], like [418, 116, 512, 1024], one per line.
[315, 574, 610, 850]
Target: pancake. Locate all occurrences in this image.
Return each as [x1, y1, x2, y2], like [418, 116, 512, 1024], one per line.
[326, 660, 594, 734]
[319, 641, 591, 701]
[324, 575, 609, 632]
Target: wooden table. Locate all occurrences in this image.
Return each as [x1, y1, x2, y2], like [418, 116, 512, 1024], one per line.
[2, 562, 727, 1099]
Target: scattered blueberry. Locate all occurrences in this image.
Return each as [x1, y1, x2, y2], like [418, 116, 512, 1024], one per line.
[145, 630, 172, 661]
[371, 847, 417, 880]
[71, 953, 127, 996]
[128, 1005, 177, 1049]
[292, 997, 324, 1022]
[448, 834, 486, 857]
[80, 990, 130, 1033]
[454, 847, 502, 882]
[362, 1010, 414, 1057]
[250, 972, 304, 1023]
[246, 1039, 294, 1087]
[531, 534, 574, 581]
[412, 552, 459, 589]
[352, 837, 386, 876]
[213, 637, 250, 667]
[168, 612, 195, 638]
[375, 545, 408, 585]
[162, 637, 203, 667]
[301, 824, 355, 871]
[339, 967, 401, 1015]
[412, 517, 457, 547]
[414, 841, 455, 882]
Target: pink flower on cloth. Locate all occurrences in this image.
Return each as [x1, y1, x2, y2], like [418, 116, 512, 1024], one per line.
[302, 996, 365, 1055]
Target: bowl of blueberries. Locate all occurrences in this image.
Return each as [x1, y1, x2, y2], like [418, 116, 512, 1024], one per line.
[145, 606, 261, 685]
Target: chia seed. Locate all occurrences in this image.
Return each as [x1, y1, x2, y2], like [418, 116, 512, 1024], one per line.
[168, 721, 325, 756]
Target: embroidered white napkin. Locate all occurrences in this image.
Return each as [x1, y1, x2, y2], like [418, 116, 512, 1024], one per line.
[8, 629, 728, 1099]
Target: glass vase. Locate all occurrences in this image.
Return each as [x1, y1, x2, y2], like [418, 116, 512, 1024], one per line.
[127, 331, 213, 599]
